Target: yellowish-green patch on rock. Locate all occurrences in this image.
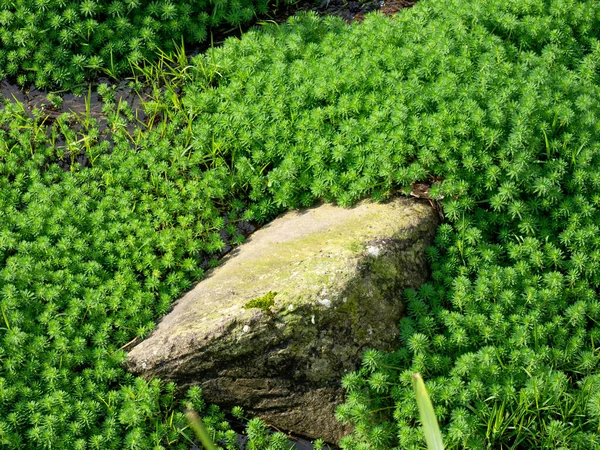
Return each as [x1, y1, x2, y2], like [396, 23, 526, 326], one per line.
[244, 291, 277, 311]
[127, 197, 439, 443]
[244, 291, 277, 317]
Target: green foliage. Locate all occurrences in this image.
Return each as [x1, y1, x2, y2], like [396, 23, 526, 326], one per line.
[2, 0, 600, 448]
[245, 418, 293, 450]
[179, 2, 600, 448]
[0, 0, 296, 91]
[244, 291, 277, 313]
[0, 89, 254, 447]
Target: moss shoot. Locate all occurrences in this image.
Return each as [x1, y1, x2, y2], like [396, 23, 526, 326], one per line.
[244, 291, 278, 313]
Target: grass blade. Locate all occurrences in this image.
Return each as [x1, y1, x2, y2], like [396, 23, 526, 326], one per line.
[412, 373, 445, 450]
[185, 408, 219, 450]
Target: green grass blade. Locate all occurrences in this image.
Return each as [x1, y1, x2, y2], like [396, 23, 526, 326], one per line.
[185, 408, 219, 450]
[412, 373, 445, 450]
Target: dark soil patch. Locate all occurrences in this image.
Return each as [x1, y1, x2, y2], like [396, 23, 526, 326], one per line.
[268, 0, 416, 24]
[0, 78, 144, 130]
[1, 77, 148, 171]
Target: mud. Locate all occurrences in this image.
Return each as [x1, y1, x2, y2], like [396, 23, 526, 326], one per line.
[269, 0, 416, 24]
[0, 78, 144, 129]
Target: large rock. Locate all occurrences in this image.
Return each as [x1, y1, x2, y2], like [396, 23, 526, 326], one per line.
[127, 197, 438, 442]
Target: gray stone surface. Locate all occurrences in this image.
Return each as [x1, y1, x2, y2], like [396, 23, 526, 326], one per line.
[127, 197, 439, 442]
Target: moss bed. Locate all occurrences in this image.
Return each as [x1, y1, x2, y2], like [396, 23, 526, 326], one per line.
[1, 0, 600, 448]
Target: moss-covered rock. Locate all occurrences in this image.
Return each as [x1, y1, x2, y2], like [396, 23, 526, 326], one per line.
[127, 197, 438, 442]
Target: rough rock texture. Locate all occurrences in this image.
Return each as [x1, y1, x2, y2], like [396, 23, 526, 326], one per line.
[127, 197, 438, 442]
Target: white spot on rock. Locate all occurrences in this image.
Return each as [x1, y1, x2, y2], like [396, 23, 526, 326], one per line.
[243, 325, 250, 333]
[288, 304, 294, 311]
[142, 362, 147, 369]
[318, 298, 331, 308]
[367, 246, 381, 257]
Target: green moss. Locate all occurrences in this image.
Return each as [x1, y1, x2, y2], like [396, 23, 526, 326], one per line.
[345, 240, 364, 253]
[337, 295, 360, 319]
[6, 0, 600, 445]
[244, 291, 278, 314]
[370, 257, 398, 280]
[336, 293, 368, 340]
